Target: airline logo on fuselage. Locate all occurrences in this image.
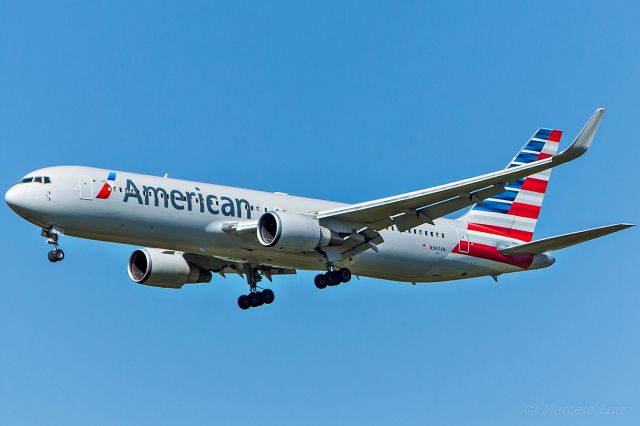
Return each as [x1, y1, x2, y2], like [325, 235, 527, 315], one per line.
[122, 179, 252, 219]
[96, 171, 117, 199]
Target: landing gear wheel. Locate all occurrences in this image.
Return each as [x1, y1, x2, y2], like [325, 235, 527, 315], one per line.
[314, 274, 327, 289]
[327, 271, 341, 286]
[338, 268, 352, 283]
[48, 250, 58, 263]
[55, 249, 65, 261]
[238, 295, 251, 310]
[262, 289, 275, 304]
[248, 292, 263, 308]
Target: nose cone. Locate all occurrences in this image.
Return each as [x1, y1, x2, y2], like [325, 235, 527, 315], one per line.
[5, 185, 27, 214]
[5, 185, 19, 209]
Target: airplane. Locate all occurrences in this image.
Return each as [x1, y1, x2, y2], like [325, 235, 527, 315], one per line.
[4, 108, 633, 310]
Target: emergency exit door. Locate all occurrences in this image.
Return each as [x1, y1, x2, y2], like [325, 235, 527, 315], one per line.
[457, 228, 470, 253]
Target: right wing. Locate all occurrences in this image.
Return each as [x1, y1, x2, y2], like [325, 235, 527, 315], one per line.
[317, 109, 605, 233]
[498, 223, 634, 255]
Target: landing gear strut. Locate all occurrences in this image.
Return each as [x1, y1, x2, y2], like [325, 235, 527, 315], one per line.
[314, 265, 352, 289]
[42, 227, 64, 263]
[237, 265, 275, 310]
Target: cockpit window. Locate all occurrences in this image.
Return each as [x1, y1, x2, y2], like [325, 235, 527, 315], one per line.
[19, 176, 52, 184]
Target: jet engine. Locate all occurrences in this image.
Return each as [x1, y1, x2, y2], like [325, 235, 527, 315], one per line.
[257, 211, 337, 251]
[127, 248, 212, 288]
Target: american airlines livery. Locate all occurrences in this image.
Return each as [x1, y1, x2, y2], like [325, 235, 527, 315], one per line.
[5, 109, 633, 309]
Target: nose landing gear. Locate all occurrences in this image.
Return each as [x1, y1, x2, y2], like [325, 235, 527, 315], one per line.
[42, 227, 64, 263]
[47, 248, 65, 263]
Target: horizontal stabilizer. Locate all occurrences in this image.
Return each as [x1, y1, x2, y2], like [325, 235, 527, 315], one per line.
[498, 223, 634, 255]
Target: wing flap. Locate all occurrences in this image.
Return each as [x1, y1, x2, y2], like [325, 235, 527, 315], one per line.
[392, 184, 506, 232]
[498, 223, 634, 255]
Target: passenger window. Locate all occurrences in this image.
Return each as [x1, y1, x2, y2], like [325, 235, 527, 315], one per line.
[436, 232, 439, 237]
[419, 230, 423, 235]
[442, 233, 445, 238]
[430, 232, 434, 237]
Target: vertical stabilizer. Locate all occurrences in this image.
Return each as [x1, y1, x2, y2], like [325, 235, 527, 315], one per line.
[459, 128, 562, 242]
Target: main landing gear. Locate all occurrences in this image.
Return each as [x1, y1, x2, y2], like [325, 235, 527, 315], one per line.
[42, 227, 65, 263]
[314, 267, 352, 289]
[237, 265, 275, 310]
[237, 289, 275, 310]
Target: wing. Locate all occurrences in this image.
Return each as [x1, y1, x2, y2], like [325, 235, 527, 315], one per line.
[498, 223, 634, 255]
[316, 109, 605, 232]
[183, 252, 296, 281]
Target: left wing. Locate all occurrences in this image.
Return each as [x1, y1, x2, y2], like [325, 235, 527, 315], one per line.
[183, 252, 296, 281]
[317, 109, 605, 232]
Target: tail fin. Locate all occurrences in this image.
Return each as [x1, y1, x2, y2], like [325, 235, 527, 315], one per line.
[459, 127, 563, 242]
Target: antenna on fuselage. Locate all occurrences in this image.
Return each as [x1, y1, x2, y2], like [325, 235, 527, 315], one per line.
[163, 173, 168, 178]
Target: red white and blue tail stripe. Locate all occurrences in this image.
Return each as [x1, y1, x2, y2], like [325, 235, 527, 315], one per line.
[459, 128, 562, 242]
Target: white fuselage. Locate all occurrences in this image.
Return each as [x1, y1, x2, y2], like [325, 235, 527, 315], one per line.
[5, 166, 554, 283]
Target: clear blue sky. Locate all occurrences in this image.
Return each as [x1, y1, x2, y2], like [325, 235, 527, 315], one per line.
[1, 1, 638, 425]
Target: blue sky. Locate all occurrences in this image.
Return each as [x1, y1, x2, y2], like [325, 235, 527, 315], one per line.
[1, 1, 638, 424]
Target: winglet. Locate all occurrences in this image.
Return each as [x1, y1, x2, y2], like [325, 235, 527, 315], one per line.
[555, 108, 606, 162]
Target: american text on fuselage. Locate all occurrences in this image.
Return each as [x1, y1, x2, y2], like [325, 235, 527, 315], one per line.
[123, 179, 253, 219]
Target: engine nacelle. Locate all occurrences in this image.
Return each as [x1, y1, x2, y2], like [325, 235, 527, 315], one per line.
[127, 248, 212, 289]
[257, 211, 334, 251]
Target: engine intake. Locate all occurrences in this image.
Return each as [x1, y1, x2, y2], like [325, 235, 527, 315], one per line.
[257, 211, 335, 251]
[128, 248, 212, 288]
